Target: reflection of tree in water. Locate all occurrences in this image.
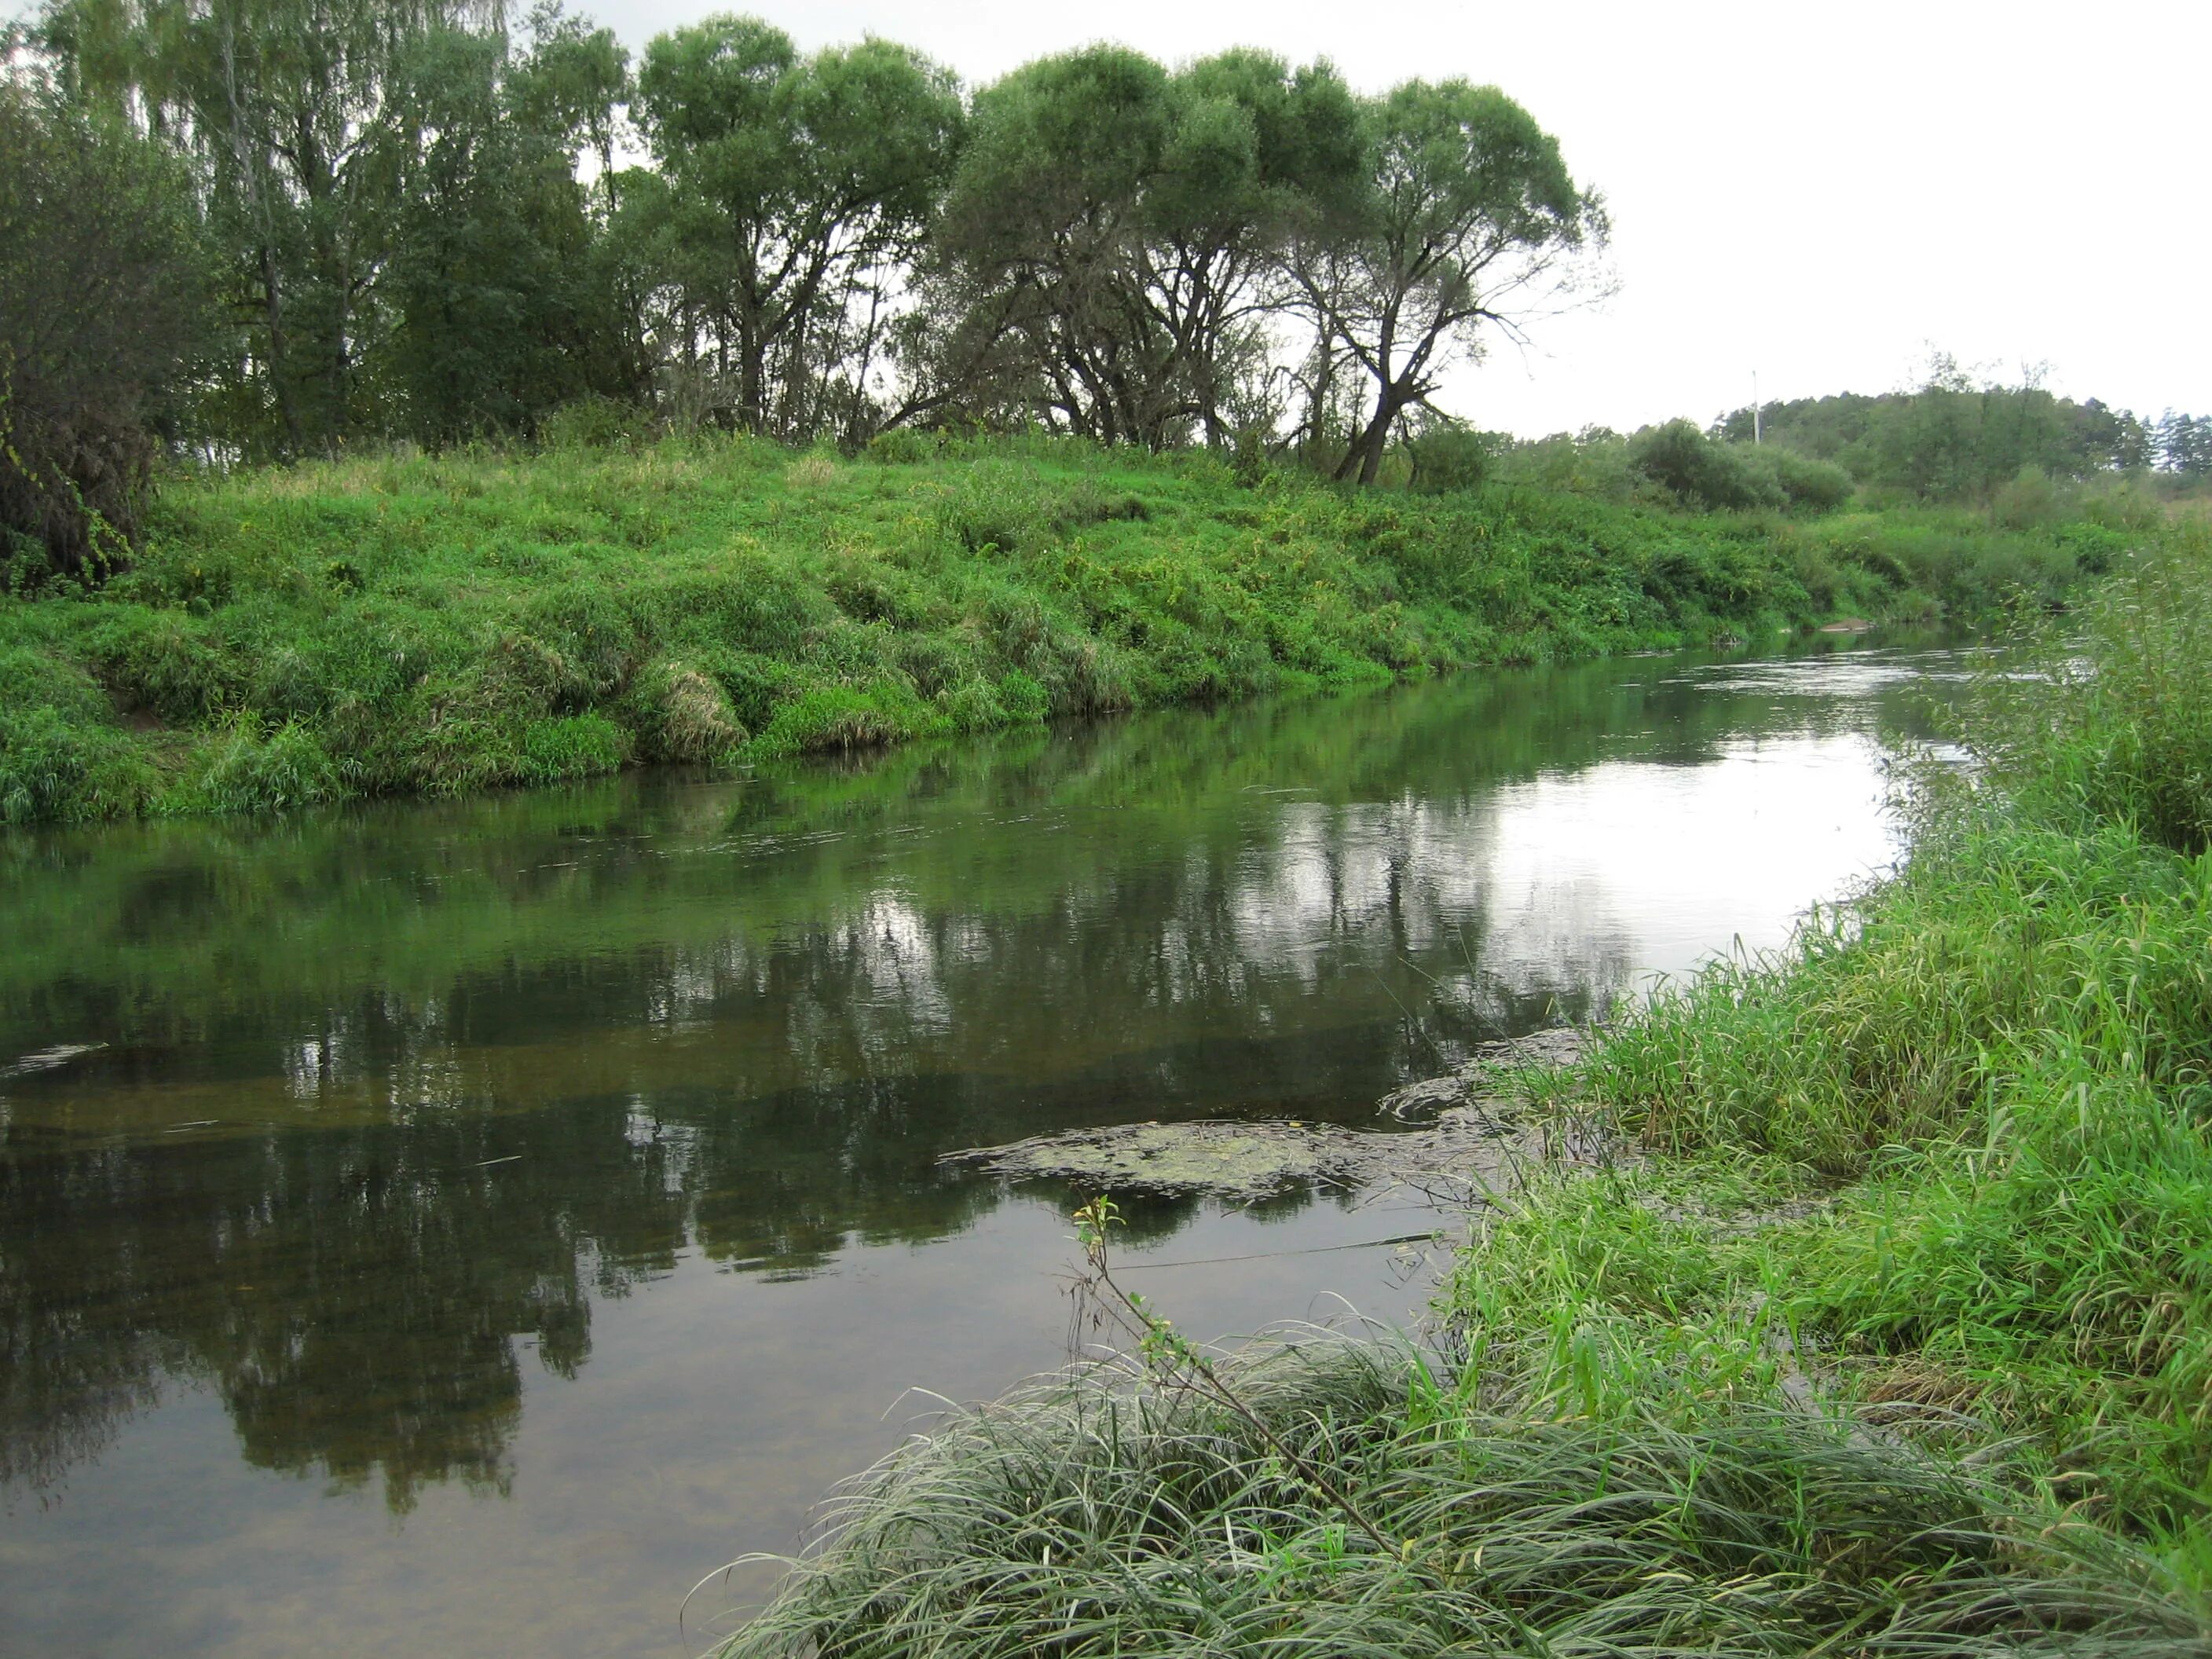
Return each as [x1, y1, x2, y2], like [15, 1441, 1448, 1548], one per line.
[2, 1101, 690, 1510]
[0, 643, 1921, 1508]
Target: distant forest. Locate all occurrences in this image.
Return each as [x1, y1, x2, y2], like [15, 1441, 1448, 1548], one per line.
[1, 0, 2203, 579]
[1711, 364, 2211, 498]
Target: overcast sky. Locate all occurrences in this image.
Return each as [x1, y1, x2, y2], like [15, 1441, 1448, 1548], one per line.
[578, 0, 2207, 436]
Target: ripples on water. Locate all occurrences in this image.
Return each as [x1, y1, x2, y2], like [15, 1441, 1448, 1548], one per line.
[0, 643, 1961, 1657]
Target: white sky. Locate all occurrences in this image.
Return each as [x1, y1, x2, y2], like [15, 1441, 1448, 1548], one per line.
[580, 0, 2210, 436]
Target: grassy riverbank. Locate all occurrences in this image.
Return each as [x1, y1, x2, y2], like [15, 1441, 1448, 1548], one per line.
[709, 522, 2212, 1656]
[0, 434, 2118, 825]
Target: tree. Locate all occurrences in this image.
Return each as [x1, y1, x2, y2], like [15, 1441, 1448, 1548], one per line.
[0, 80, 210, 581]
[632, 16, 961, 441]
[1287, 80, 1604, 485]
[41, 0, 510, 455]
[383, 18, 632, 440]
[928, 46, 1360, 449]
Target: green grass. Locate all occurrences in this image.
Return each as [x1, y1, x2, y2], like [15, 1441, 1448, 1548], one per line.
[703, 518, 2212, 1651]
[0, 432, 2113, 823]
[709, 1332, 2204, 1657]
[1445, 519, 2212, 1549]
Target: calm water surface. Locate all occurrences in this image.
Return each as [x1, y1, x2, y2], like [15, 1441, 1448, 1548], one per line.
[0, 643, 1961, 1657]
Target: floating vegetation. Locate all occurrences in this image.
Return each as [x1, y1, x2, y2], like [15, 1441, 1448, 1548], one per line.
[943, 1031, 1587, 1199]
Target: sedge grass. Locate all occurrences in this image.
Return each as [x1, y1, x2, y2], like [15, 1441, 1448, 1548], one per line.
[709, 1333, 2206, 1658]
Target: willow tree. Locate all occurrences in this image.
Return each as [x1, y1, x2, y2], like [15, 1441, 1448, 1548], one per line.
[39, 0, 529, 453]
[0, 82, 209, 580]
[1288, 80, 1605, 484]
[631, 17, 962, 440]
[927, 46, 1361, 449]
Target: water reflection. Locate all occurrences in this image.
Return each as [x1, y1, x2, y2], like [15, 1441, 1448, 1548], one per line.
[0, 644, 1950, 1644]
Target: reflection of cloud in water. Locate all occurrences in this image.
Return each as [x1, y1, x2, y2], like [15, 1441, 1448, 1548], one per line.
[1484, 734, 1900, 994]
[1663, 648, 1980, 698]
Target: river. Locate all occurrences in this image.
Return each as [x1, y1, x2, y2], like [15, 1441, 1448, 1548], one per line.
[0, 641, 1962, 1657]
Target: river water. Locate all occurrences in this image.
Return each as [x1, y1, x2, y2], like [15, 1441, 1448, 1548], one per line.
[0, 642, 1961, 1657]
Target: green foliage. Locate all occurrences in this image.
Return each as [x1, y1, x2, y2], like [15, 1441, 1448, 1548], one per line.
[0, 438, 2104, 823]
[1406, 427, 1492, 495]
[0, 702, 156, 822]
[518, 710, 625, 782]
[0, 79, 211, 582]
[1631, 419, 1782, 510]
[713, 1332, 2204, 1659]
[1713, 367, 2212, 502]
[1628, 420, 1849, 514]
[1466, 522, 2212, 1538]
[1765, 445, 1854, 511]
[188, 717, 342, 812]
[1295, 80, 1602, 484]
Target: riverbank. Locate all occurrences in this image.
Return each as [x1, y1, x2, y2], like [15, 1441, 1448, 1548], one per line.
[0, 434, 2110, 824]
[709, 521, 2212, 1655]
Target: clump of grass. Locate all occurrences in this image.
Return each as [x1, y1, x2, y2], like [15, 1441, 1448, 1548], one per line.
[711, 1334, 2205, 1658]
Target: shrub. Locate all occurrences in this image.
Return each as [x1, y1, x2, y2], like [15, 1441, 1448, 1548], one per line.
[1767, 448, 1854, 511]
[1628, 421, 1785, 511]
[1990, 464, 2060, 529]
[537, 395, 656, 452]
[862, 427, 938, 465]
[1407, 427, 1493, 495]
[0, 88, 210, 585]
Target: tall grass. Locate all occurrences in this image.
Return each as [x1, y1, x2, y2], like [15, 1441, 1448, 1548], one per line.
[712, 1334, 2205, 1657]
[1465, 519, 2212, 1535]
[0, 434, 2113, 823]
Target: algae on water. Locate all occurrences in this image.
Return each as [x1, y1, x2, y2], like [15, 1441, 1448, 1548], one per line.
[943, 1031, 1587, 1200]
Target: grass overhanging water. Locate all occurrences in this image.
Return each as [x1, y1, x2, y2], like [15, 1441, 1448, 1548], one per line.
[0, 432, 2129, 825]
[708, 519, 2212, 1654]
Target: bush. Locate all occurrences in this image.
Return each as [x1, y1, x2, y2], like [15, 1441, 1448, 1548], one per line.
[1990, 464, 2060, 529]
[1767, 447, 1854, 511]
[0, 87, 210, 584]
[1628, 420, 1784, 511]
[537, 396, 656, 452]
[1407, 427, 1492, 495]
[863, 426, 939, 465]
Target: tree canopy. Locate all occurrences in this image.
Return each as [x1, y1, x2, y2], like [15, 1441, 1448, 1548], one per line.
[5, 5, 2202, 582]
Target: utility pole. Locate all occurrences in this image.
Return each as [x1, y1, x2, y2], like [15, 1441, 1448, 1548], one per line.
[1752, 371, 1762, 445]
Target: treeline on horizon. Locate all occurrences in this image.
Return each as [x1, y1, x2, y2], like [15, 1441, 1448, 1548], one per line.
[3, 0, 2207, 592]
